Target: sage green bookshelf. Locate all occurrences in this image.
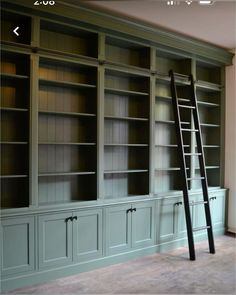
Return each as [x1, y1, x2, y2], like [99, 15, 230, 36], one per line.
[38, 57, 97, 204]
[0, 1, 232, 291]
[0, 51, 30, 208]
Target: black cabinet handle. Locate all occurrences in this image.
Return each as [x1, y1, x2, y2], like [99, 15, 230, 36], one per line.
[72, 216, 78, 221]
[175, 201, 183, 206]
[126, 208, 132, 213]
[132, 208, 137, 212]
[65, 217, 73, 222]
[210, 197, 217, 201]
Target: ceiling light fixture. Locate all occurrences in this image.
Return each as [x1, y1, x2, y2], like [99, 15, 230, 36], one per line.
[167, 1, 180, 6]
[185, 0, 193, 5]
[198, 1, 214, 5]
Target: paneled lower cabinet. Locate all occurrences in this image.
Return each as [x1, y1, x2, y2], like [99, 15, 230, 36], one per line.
[105, 201, 155, 255]
[38, 208, 103, 269]
[194, 191, 226, 231]
[1, 216, 35, 277]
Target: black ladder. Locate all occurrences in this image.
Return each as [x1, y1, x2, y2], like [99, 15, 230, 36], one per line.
[169, 70, 215, 261]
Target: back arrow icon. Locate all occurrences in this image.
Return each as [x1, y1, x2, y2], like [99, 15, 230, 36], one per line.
[13, 27, 19, 36]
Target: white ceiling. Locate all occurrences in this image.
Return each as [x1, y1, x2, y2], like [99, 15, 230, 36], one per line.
[80, 0, 236, 50]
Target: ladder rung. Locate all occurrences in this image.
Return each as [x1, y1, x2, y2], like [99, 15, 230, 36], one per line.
[193, 226, 210, 232]
[186, 177, 205, 181]
[189, 201, 208, 206]
[178, 105, 196, 109]
[181, 128, 199, 132]
[184, 153, 202, 156]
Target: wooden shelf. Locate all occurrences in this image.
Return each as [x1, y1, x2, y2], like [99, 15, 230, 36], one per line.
[0, 141, 28, 145]
[1, 73, 29, 80]
[105, 143, 148, 147]
[155, 144, 190, 148]
[105, 87, 148, 97]
[39, 110, 96, 117]
[0, 175, 28, 179]
[105, 115, 148, 122]
[196, 82, 221, 92]
[198, 101, 219, 107]
[38, 171, 96, 177]
[200, 123, 220, 128]
[39, 142, 96, 146]
[155, 167, 181, 171]
[104, 169, 148, 174]
[39, 79, 96, 89]
[0, 107, 28, 112]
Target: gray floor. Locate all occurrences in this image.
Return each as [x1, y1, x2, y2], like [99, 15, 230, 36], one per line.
[7, 235, 236, 294]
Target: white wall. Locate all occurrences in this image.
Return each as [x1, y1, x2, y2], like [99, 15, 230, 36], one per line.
[225, 49, 236, 233]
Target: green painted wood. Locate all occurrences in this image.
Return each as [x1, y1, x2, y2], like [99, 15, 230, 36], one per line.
[38, 212, 73, 269]
[2, 1, 233, 65]
[1, 216, 35, 276]
[73, 208, 103, 262]
[131, 201, 155, 248]
[156, 197, 179, 244]
[105, 204, 132, 255]
[210, 192, 226, 229]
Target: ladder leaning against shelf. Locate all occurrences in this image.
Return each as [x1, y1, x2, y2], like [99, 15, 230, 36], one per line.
[169, 70, 215, 261]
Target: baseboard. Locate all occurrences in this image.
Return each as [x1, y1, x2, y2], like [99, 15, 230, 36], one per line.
[1, 228, 225, 292]
[227, 227, 236, 234]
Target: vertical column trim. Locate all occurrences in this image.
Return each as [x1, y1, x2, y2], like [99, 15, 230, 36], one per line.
[29, 54, 39, 207]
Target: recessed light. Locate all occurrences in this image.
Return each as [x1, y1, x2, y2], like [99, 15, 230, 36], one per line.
[199, 1, 214, 5]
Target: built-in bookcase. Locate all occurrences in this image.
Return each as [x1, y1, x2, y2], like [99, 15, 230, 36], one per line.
[105, 36, 150, 69]
[0, 9, 225, 207]
[155, 51, 192, 194]
[0, 51, 30, 208]
[40, 20, 98, 58]
[194, 61, 222, 189]
[104, 68, 149, 198]
[38, 57, 97, 204]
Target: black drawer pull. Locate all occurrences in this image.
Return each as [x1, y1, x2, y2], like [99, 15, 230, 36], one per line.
[126, 208, 132, 213]
[132, 208, 137, 212]
[210, 197, 217, 201]
[72, 216, 78, 221]
[65, 217, 73, 222]
[175, 201, 183, 206]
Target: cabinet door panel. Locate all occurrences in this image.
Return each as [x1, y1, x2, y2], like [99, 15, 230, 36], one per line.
[1, 216, 35, 276]
[73, 209, 103, 262]
[157, 198, 179, 243]
[105, 204, 132, 255]
[132, 201, 154, 248]
[210, 192, 225, 229]
[38, 213, 73, 269]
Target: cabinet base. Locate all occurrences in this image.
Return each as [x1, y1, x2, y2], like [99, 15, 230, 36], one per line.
[1, 228, 225, 292]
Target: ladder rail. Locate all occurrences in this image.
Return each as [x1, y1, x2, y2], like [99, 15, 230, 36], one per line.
[189, 75, 215, 254]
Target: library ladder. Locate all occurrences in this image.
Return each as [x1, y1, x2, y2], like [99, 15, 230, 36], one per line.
[169, 70, 215, 260]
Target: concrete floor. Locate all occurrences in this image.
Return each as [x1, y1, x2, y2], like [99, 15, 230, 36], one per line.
[7, 235, 236, 294]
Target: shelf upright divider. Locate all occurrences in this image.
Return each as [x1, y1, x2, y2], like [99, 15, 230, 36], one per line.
[149, 47, 156, 196]
[29, 54, 39, 207]
[220, 66, 225, 187]
[31, 16, 40, 47]
[97, 32, 106, 199]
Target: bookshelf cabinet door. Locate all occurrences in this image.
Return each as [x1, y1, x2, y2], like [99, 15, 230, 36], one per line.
[131, 201, 155, 248]
[1, 216, 35, 276]
[156, 198, 180, 244]
[73, 209, 103, 262]
[209, 191, 226, 229]
[105, 204, 132, 255]
[38, 212, 73, 269]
